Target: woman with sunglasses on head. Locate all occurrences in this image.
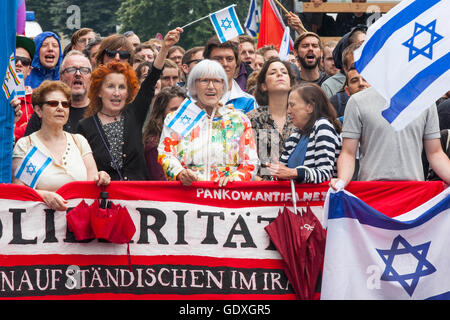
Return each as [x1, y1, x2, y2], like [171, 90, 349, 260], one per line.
[77, 28, 183, 181]
[12, 81, 110, 212]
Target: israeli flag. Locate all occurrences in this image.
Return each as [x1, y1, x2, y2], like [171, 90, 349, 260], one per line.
[209, 4, 244, 43]
[278, 26, 290, 62]
[167, 98, 206, 137]
[354, 0, 450, 131]
[15, 72, 25, 98]
[244, 0, 259, 37]
[15, 146, 52, 189]
[321, 187, 450, 300]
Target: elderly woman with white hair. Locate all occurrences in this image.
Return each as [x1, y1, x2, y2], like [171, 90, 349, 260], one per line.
[158, 59, 259, 187]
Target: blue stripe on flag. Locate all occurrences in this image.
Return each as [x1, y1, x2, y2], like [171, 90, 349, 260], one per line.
[15, 146, 37, 178]
[228, 7, 244, 35]
[168, 99, 191, 128]
[382, 52, 450, 123]
[181, 110, 206, 136]
[329, 191, 450, 230]
[355, 0, 441, 73]
[29, 157, 52, 189]
[210, 14, 226, 43]
[245, 0, 256, 30]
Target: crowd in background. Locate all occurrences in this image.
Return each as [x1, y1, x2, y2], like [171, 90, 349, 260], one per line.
[9, 8, 450, 209]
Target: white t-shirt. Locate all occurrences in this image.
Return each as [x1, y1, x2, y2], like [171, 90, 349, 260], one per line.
[13, 132, 93, 191]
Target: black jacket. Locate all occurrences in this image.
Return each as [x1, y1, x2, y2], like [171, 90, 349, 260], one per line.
[77, 65, 162, 181]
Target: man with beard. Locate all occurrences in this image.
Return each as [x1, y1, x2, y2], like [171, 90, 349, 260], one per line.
[25, 50, 91, 135]
[293, 32, 328, 86]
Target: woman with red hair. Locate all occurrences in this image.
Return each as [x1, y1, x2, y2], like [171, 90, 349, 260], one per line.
[77, 28, 183, 181]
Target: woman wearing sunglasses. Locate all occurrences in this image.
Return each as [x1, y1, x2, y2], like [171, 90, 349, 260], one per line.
[77, 28, 183, 181]
[12, 80, 111, 211]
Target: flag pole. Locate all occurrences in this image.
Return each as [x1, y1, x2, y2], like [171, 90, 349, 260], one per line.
[273, 0, 307, 33]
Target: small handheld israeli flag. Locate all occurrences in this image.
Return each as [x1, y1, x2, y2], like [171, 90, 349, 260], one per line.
[244, 0, 259, 37]
[15, 146, 52, 189]
[278, 26, 291, 62]
[167, 98, 206, 137]
[210, 4, 244, 43]
[16, 72, 25, 99]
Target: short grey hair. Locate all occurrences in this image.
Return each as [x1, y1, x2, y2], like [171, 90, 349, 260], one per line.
[187, 59, 228, 100]
[60, 50, 92, 75]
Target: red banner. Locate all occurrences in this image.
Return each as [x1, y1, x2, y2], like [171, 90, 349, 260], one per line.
[0, 180, 445, 300]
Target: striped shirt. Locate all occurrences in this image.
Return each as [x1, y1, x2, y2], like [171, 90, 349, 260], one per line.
[280, 118, 342, 183]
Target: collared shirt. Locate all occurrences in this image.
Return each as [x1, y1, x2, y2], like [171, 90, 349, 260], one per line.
[220, 79, 258, 114]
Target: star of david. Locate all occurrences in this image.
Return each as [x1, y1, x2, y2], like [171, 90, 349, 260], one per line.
[221, 18, 233, 31]
[26, 162, 37, 175]
[376, 235, 436, 296]
[402, 20, 443, 61]
[180, 114, 191, 125]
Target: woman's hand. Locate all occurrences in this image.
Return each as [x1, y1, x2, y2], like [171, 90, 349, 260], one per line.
[163, 27, 183, 49]
[266, 161, 298, 180]
[94, 171, 111, 186]
[177, 169, 198, 186]
[215, 175, 234, 187]
[285, 11, 306, 33]
[37, 190, 68, 211]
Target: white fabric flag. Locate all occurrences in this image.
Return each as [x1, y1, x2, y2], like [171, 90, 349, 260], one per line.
[321, 187, 450, 300]
[167, 98, 206, 137]
[15, 146, 53, 189]
[244, 0, 259, 37]
[278, 26, 290, 62]
[354, 0, 450, 131]
[2, 53, 19, 100]
[209, 5, 244, 43]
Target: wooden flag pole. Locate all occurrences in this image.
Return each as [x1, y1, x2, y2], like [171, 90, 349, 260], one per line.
[273, 0, 308, 33]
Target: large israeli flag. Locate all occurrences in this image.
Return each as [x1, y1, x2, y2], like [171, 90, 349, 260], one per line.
[1, 0, 18, 183]
[209, 4, 244, 43]
[244, 0, 259, 37]
[321, 187, 450, 300]
[354, 0, 450, 131]
[167, 98, 206, 137]
[15, 146, 52, 189]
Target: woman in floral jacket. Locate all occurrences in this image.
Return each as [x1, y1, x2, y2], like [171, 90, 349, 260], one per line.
[158, 59, 259, 187]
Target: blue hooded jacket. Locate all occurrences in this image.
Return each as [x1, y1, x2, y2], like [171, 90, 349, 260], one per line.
[25, 32, 63, 89]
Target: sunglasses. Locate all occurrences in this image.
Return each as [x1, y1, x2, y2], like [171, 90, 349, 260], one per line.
[43, 100, 70, 108]
[62, 66, 91, 75]
[104, 49, 131, 60]
[16, 56, 31, 67]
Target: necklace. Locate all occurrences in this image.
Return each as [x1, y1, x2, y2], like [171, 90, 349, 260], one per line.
[99, 110, 122, 121]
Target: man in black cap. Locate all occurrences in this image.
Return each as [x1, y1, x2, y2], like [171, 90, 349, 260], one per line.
[11, 35, 36, 142]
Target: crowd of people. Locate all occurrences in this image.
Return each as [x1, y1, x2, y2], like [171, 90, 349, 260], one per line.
[9, 9, 450, 209]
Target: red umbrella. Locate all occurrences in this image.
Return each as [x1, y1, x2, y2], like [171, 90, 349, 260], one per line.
[265, 183, 326, 300]
[66, 191, 136, 270]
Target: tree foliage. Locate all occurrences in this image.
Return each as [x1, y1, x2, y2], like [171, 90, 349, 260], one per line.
[26, 0, 123, 38]
[117, 0, 250, 49]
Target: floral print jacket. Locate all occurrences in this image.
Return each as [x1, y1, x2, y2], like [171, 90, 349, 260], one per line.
[158, 104, 259, 181]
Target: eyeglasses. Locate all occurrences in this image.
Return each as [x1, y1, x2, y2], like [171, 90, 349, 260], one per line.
[16, 56, 31, 67]
[104, 49, 131, 60]
[77, 37, 95, 45]
[186, 59, 203, 65]
[62, 66, 91, 75]
[196, 78, 223, 86]
[43, 100, 70, 108]
[123, 31, 135, 37]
